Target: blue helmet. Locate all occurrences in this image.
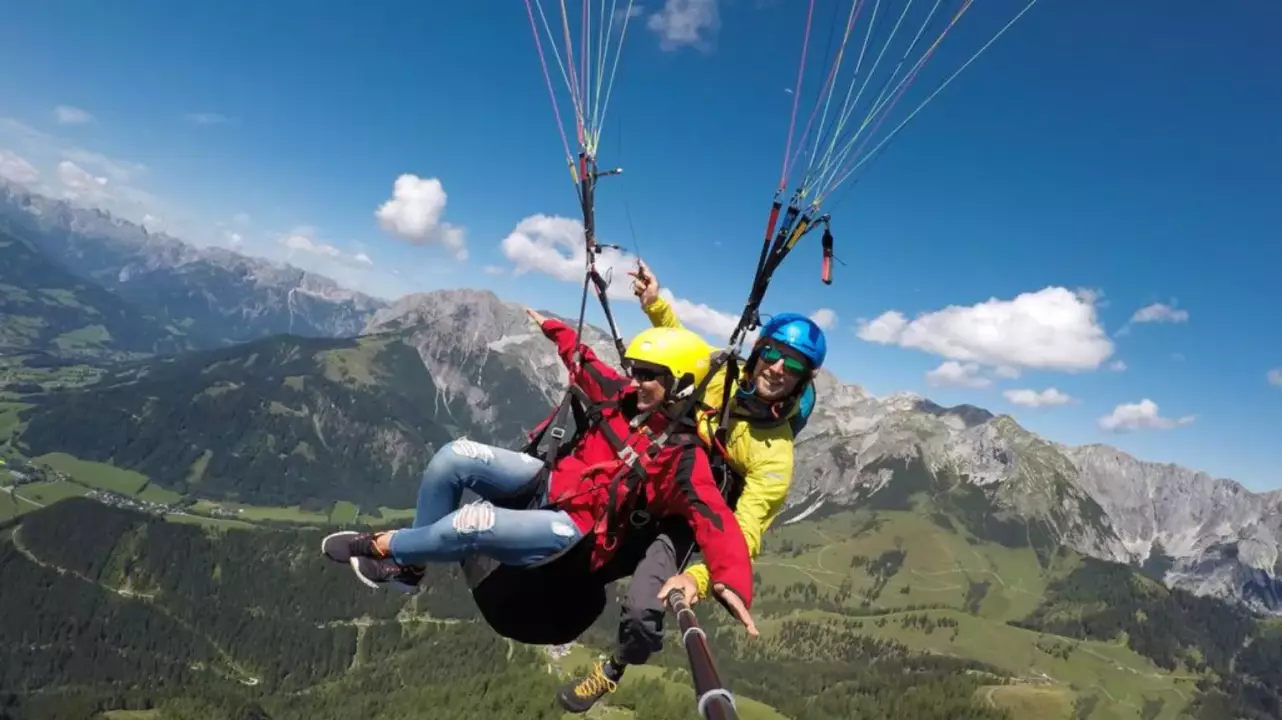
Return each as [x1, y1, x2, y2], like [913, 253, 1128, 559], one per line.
[757, 312, 827, 370]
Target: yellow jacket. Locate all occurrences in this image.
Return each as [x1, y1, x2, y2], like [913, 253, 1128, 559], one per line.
[641, 295, 796, 597]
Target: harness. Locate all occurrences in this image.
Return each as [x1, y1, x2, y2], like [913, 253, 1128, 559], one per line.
[462, 110, 836, 649]
[459, 348, 732, 647]
[522, 350, 735, 547]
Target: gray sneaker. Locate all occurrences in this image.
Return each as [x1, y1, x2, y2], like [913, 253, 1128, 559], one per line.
[321, 531, 422, 594]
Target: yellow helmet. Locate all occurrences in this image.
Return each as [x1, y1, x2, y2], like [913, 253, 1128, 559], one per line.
[624, 326, 713, 399]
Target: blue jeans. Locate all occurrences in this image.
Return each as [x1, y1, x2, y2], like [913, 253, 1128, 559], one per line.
[387, 439, 584, 567]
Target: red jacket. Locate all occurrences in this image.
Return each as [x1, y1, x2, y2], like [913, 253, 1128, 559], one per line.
[535, 318, 754, 609]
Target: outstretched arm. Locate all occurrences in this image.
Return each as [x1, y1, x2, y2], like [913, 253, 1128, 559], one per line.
[665, 444, 756, 625]
[682, 439, 794, 598]
[529, 310, 627, 404]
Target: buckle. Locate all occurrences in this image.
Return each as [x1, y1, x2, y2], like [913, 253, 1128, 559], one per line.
[549, 427, 566, 440]
[629, 510, 651, 528]
[617, 445, 639, 466]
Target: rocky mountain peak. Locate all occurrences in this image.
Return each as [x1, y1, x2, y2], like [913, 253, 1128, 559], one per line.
[1, 183, 386, 343]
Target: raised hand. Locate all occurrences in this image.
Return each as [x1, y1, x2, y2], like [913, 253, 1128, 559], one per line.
[628, 259, 660, 307]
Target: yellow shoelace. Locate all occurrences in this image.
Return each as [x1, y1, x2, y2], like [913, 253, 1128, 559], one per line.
[574, 662, 618, 698]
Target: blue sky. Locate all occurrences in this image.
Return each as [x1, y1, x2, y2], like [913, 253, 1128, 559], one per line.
[1, 0, 1280, 490]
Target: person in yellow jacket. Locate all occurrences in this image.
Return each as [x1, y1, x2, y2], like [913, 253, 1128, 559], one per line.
[556, 259, 827, 714]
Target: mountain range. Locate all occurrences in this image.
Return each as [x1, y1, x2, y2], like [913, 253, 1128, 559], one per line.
[0, 183, 385, 349]
[2, 179, 1278, 619]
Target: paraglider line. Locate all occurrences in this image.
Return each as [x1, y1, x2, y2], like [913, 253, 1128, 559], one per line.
[779, 0, 817, 191]
[800, 0, 882, 191]
[809, 0, 926, 190]
[824, 0, 1042, 202]
[791, 0, 863, 189]
[525, 0, 575, 167]
[557, 0, 587, 147]
[595, 0, 637, 154]
[811, 0, 957, 199]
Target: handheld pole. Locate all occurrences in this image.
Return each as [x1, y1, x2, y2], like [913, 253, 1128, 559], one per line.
[665, 589, 739, 720]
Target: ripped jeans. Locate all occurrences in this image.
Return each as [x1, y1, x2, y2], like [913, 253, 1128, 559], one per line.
[387, 439, 584, 568]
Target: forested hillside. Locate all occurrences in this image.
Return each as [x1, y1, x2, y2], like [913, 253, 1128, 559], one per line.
[1015, 558, 1282, 718]
[13, 332, 479, 508]
[0, 229, 189, 360]
[2, 499, 1028, 720]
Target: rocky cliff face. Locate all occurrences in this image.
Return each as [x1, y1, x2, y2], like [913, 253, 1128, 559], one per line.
[1061, 444, 1282, 611]
[362, 289, 624, 446]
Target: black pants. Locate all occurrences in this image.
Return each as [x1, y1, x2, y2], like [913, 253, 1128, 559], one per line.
[613, 527, 695, 666]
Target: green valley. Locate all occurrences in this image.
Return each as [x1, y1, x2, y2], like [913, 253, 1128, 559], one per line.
[9, 331, 478, 510]
[6, 452, 1282, 719]
[0, 230, 189, 360]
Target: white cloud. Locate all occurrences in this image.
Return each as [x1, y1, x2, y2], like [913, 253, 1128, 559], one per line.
[57, 160, 109, 197]
[283, 232, 337, 257]
[647, 0, 720, 51]
[809, 308, 837, 331]
[186, 112, 231, 126]
[1, 117, 410, 299]
[499, 213, 750, 344]
[53, 105, 94, 125]
[855, 311, 908, 344]
[1108, 359, 1127, 372]
[1130, 301, 1189, 325]
[52, 158, 159, 217]
[1098, 399, 1194, 433]
[925, 361, 992, 389]
[660, 289, 749, 345]
[375, 174, 467, 261]
[60, 148, 146, 182]
[993, 365, 1021, 379]
[483, 265, 507, 276]
[856, 287, 1114, 372]
[0, 118, 180, 234]
[0, 150, 40, 185]
[500, 214, 633, 297]
[278, 228, 374, 268]
[1075, 287, 1107, 307]
[1003, 387, 1075, 408]
[1268, 368, 1282, 387]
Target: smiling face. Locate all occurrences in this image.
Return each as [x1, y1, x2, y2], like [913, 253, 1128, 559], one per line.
[629, 364, 670, 413]
[751, 341, 810, 401]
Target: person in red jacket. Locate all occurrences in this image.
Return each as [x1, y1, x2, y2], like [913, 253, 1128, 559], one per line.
[322, 308, 758, 636]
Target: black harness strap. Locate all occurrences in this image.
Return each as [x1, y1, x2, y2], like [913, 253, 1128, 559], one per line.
[594, 352, 734, 546]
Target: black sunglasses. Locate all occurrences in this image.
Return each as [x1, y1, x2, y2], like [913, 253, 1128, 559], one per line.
[630, 363, 668, 383]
